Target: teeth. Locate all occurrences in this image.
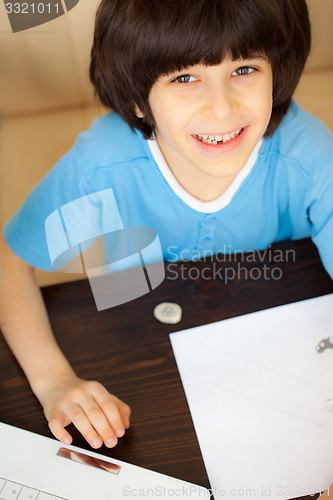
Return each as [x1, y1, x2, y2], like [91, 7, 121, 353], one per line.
[196, 128, 242, 145]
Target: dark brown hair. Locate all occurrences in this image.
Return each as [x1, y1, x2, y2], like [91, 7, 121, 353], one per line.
[90, 0, 311, 139]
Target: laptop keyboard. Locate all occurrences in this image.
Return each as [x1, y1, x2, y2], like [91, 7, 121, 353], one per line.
[0, 477, 66, 500]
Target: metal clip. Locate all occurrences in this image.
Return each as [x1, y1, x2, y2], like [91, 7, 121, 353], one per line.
[316, 338, 333, 353]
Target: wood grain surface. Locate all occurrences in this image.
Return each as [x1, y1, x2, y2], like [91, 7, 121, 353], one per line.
[0, 238, 332, 498]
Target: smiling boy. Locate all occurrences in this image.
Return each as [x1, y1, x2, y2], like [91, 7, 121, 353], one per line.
[141, 58, 273, 201]
[0, 0, 332, 450]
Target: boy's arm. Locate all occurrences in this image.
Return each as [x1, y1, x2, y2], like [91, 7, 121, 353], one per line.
[0, 232, 130, 449]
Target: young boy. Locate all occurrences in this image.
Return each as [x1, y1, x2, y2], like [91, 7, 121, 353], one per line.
[0, 0, 332, 451]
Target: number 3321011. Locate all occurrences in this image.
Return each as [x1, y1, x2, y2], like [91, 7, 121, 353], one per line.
[5, 3, 60, 14]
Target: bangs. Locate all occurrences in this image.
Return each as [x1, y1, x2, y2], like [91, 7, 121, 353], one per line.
[124, 0, 284, 82]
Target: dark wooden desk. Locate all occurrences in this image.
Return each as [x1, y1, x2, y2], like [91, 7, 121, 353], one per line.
[0, 238, 332, 498]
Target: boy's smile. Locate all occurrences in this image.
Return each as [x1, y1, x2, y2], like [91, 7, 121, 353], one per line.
[195, 127, 243, 145]
[136, 57, 273, 202]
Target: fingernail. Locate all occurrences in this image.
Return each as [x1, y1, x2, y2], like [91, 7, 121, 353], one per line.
[115, 428, 124, 437]
[92, 438, 102, 448]
[106, 437, 117, 447]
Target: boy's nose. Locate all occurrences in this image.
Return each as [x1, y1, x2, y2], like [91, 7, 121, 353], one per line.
[202, 84, 238, 121]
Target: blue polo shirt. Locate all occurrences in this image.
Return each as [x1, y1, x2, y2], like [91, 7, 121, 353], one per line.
[4, 100, 333, 278]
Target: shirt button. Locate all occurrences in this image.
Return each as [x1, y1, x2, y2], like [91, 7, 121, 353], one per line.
[201, 237, 212, 248]
[205, 217, 217, 227]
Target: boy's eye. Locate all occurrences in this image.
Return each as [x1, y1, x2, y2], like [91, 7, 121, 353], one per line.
[172, 74, 197, 84]
[232, 66, 257, 76]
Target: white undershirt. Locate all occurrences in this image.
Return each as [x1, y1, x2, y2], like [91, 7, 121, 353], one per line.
[148, 138, 262, 214]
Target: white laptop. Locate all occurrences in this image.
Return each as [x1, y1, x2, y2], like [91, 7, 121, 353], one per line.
[0, 422, 210, 500]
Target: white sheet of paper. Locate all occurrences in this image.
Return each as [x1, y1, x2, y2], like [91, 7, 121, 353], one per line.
[170, 293, 333, 500]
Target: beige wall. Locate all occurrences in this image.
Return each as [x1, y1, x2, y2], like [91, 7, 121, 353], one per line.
[0, 0, 332, 286]
[293, 0, 333, 132]
[305, 0, 333, 71]
[0, 0, 100, 114]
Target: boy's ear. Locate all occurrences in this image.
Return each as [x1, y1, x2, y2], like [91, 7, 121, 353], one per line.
[134, 104, 144, 119]
[134, 104, 145, 118]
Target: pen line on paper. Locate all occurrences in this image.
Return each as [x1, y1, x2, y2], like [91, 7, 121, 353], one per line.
[176, 332, 333, 391]
[184, 373, 333, 433]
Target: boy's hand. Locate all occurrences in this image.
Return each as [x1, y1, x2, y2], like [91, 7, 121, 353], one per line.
[0, 235, 130, 450]
[38, 375, 131, 449]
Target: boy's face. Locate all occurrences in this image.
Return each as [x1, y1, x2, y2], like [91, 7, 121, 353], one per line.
[136, 57, 273, 200]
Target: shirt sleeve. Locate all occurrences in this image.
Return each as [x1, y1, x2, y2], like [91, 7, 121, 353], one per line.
[3, 113, 149, 272]
[4, 144, 93, 271]
[308, 160, 333, 280]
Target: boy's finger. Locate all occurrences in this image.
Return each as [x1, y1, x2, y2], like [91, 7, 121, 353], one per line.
[68, 406, 104, 449]
[117, 398, 131, 418]
[87, 383, 131, 436]
[78, 398, 119, 447]
[98, 399, 126, 439]
[120, 413, 131, 429]
[90, 394, 127, 439]
[118, 401, 131, 429]
[48, 413, 73, 445]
